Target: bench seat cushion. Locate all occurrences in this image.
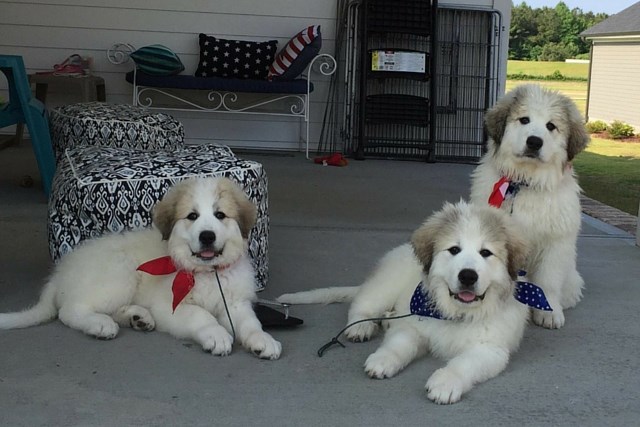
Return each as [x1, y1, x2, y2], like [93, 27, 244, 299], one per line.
[126, 71, 312, 94]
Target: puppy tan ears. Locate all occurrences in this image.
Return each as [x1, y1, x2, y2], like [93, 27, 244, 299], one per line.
[566, 112, 590, 161]
[411, 225, 436, 273]
[219, 178, 257, 239]
[412, 202, 458, 273]
[153, 181, 185, 240]
[485, 89, 519, 146]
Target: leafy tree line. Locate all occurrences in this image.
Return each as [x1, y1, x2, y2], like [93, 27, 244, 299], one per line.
[510, 1, 609, 61]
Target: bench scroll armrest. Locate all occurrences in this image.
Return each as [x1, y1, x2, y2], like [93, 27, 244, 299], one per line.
[304, 53, 337, 94]
[107, 43, 136, 66]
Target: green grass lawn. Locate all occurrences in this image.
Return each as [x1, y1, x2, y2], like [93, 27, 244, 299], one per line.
[506, 60, 589, 114]
[505, 62, 638, 216]
[507, 60, 589, 79]
[573, 137, 640, 216]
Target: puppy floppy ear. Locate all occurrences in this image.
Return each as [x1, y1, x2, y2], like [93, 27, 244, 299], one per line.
[485, 88, 520, 147]
[412, 202, 459, 273]
[153, 180, 187, 240]
[565, 108, 590, 161]
[411, 224, 437, 273]
[219, 178, 257, 239]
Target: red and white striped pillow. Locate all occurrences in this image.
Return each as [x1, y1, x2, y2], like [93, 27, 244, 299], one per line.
[268, 25, 321, 80]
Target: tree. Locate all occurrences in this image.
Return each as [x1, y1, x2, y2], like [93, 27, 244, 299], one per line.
[539, 42, 578, 61]
[509, 2, 537, 59]
[509, 1, 609, 61]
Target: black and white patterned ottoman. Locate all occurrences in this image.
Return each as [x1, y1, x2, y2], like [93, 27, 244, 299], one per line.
[48, 144, 269, 289]
[49, 102, 185, 161]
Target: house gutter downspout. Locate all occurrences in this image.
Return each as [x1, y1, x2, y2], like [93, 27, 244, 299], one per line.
[585, 37, 594, 122]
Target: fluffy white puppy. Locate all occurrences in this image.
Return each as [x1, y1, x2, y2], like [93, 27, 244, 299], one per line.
[0, 177, 281, 360]
[471, 84, 590, 329]
[279, 201, 535, 404]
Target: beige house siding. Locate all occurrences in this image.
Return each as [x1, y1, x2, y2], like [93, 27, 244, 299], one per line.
[588, 41, 640, 130]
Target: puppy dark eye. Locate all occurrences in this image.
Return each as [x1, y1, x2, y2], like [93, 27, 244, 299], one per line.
[480, 249, 493, 258]
[518, 117, 530, 125]
[546, 122, 556, 131]
[448, 246, 461, 255]
[214, 211, 226, 220]
[186, 212, 199, 221]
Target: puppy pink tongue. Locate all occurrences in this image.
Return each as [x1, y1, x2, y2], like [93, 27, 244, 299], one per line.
[457, 291, 476, 302]
[199, 250, 217, 258]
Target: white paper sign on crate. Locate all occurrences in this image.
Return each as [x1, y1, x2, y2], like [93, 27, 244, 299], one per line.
[371, 50, 426, 73]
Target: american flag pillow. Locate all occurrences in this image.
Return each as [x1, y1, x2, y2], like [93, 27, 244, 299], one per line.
[195, 34, 278, 80]
[268, 25, 322, 80]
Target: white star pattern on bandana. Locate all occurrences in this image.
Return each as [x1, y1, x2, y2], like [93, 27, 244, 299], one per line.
[515, 283, 551, 310]
[409, 283, 444, 319]
[514, 271, 553, 311]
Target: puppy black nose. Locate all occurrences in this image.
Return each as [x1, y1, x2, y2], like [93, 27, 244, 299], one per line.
[199, 231, 216, 246]
[526, 136, 543, 151]
[458, 269, 478, 288]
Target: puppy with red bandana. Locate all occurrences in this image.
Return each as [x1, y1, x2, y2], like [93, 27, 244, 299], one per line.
[0, 177, 281, 359]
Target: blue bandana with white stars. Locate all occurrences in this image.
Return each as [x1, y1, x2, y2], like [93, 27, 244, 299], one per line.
[409, 283, 444, 319]
[514, 271, 553, 311]
[409, 274, 552, 319]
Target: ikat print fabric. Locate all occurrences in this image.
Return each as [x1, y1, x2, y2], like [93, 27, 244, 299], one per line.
[49, 102, 184, 161]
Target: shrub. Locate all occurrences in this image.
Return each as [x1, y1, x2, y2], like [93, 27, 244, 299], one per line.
[505, 72, 586, 82]
[549, 70, 565, 80]
[608, 120, 635, 139]
[585, 120, 608, 133]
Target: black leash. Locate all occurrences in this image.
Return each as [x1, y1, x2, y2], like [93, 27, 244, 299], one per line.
[215, 269, 236, 342]
[317, 313, 415, 357]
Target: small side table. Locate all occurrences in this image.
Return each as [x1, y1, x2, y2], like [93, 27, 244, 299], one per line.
[29, 73, 106, 104]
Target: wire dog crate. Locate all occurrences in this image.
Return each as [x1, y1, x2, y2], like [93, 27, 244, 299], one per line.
[433, 7, 502, 162]
[338, 2, 503, 162]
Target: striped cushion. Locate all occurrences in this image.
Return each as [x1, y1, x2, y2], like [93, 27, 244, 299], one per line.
[268, 25, 322, 81]
[130, 45, 185, 76]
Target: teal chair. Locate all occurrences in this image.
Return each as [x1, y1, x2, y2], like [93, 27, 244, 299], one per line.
[0, 55, 55, 195]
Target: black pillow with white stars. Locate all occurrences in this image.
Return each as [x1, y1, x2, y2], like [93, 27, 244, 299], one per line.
[195, 34, 278, 80]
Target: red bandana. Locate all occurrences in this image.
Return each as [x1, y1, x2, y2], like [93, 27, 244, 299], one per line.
[137, 256, 194, 312]
[488, 176, 511, 208]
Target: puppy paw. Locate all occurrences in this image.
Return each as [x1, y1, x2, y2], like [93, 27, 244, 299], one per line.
[244, 331, 282, 360]
[196, 325, 234, 356]
[426, 368, 465, 404]
[345, 321, 378, 342]
[130, 313, 155, 332]
[532, 308, 565, 329]
[114, 305, 155, 332]
[86, 317, 119, 340]
[364, 350, 403, 379]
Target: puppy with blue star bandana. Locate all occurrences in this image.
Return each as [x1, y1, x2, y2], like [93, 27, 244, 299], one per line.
[279, 201, 546, 404]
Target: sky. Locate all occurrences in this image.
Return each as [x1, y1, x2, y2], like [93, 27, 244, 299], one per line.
[515, 0, 638, 15]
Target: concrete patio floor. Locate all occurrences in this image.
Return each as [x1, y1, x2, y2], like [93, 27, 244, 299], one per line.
[1, 142, 639, 426]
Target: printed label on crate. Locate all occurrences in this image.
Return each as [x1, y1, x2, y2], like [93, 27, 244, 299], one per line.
[371, 50, 426, 73]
